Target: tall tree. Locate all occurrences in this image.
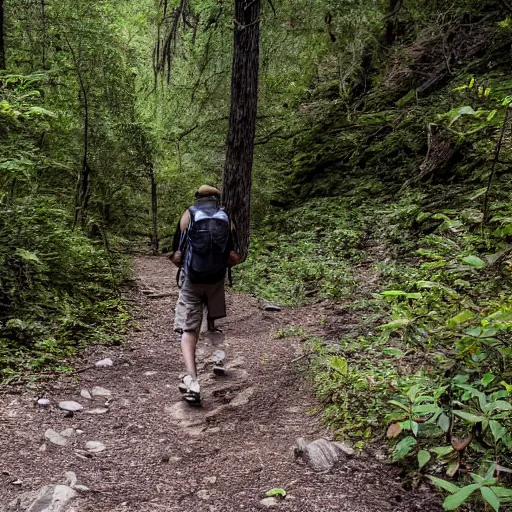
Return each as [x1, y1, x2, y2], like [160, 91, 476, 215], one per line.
[0, 0, 5, 70]
[222, 0, 261, 261]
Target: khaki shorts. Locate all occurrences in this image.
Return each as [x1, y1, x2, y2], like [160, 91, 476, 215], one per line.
[174, 277, 226, 333]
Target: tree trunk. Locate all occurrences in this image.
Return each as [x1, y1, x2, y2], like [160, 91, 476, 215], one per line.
[0, 0, 6, 70]
[150, 164, 159, 254]
[222, 0, 260, 261]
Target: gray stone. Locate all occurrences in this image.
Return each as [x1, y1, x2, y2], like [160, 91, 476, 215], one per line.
[94, 358, 113, 368]
[80, 389, 92, 400]
[73, 485, 90, 493]
[37, 398, 51, 407]
[144, 371, 157, 376]
[60, 429, 75, 438]
[229, 387, 255, 407]
[8, 484, 76, 512]
[91, 386, 111, 397]
[260, 497, 280, 507]
[58, 401, 83, 412]
[85, 408, 109, 415]
[64, 472, 77, 487]
[44, 429, 68, 447]
[85, 441, 106, 453]
[294, 438, 354, 472]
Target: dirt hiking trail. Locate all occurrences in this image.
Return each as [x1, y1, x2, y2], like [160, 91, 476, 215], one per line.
[0, 256, 442, 512]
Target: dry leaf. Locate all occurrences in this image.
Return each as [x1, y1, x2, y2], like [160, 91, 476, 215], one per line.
[387, 423, 403, 439]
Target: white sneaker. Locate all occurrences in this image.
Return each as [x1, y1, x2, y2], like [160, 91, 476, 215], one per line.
[178, 375, 201, 404]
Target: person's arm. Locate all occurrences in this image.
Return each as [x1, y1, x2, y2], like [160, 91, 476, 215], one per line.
[170, 210, 190, 267]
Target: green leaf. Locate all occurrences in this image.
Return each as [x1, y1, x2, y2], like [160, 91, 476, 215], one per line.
[407, 385, 420, 402]
[491, 486, 512, 500]
[414, 404, 441, 414]
[490, 420, 507, 442]
[265, 488, 286, 498]
[382, 347, 404, 357]
[14, 248, 41, 263]
[427, 476, 459, 494]
[480, 487, 500, 512]
[481, 373, 496, 387]
[488, 400, 511, 412]
[389, 400, 410, 412]
[418, 450, 431, 469]
[458, 106, 478, 115]
[391, 436, 417, 462]
[438, 413, 451, 433]
[26, 106, 57, 117]
[432, 445, 455, 457]
[448, 310, 475, 328]
[461, 255, 486, 268]
[453, 410, 485, 423]
[379, 318, 411, 329]
[330, 356, 348, 375]
[443, 484, 481, 510]
[381, 290, 407, 296]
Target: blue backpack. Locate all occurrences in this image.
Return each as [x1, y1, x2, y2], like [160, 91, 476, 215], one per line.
[184, 204, 230, 284]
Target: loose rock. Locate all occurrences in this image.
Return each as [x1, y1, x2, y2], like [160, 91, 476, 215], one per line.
[263, 303, 281, 312]
[44, 429, 68, 447]
[37, 398, 51, 407]
[85, 441, 106, 453]
[60, 428, 75, 438]
[229, 387, 255, 407]
[95, 358, 113, 368]
[80, 389, 92, 400]
[260, 497, 280, 507]
[85, 408, 109, 415]
[8, 484, 76, 512]
[293, 438, 353, 472]
[91, 386, 112, 397]
[58, 401, 83, 412]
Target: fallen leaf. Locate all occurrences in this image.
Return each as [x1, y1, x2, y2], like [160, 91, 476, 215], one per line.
[387, 423, 403, 439]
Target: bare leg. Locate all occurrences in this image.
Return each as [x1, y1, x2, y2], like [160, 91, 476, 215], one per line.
[181, 330, 198, 379]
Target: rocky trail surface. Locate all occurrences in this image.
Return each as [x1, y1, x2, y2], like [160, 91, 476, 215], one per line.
[0, 256, 442, 512]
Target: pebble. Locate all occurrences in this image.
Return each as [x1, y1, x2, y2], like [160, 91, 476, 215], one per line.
[144, 371, 157, 376]
[260, 497, 280, 507]
[85, 441, 106, 453]
[60, 428, 75, 438]
[44, 429, 68, 446]
[91, 386, 111, 397]
[37, 398, 51, 407]
[80, 389, 92, 400]
[58, 401, 83, 412]
[74, 484, 90, 492]
[85, 408, 109, 415]
[95, 358, 113, 368]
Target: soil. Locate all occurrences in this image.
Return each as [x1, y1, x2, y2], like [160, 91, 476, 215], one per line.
[0, 256, 442, 512]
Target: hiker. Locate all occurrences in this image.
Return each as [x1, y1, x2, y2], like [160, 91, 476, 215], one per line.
[170, 185, 240, 404]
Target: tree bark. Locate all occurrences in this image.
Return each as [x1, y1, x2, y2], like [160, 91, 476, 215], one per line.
[222, 0, 260, 261]
[150, 163, 159, 254]
[0, 0, 6, 70]
[65, 35, 91, 230]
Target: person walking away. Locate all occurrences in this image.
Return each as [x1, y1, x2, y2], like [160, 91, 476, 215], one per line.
[170, 185, 240, 404]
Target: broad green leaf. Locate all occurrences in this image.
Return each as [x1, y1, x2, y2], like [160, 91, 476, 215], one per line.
[488, 400, 511, 412]
[391, 436, 417, 462]
[437, 413, 451, 433]
[379, 318, 411, 329]
[265, 488, 286, 498]
[461, 255, 485, 268]
[453, 410, 485, 423]
[443, 484, 481, 510]
[448, 310, 475, 328]
[446, 461, 460, 477]
[480, 487, 500, 512]
[407, 385, 420, 402]
[405, 292, 422, 299]
[418, 450, 431, 469]
[458, 106, 478, 115]
[382, 347, 403, 357]
[414, 404, 441, 414]
[389, 400, 410, 412]
[381, 290, 407, 296]
[490, 420, 506, 442]
[481, 373, 495, 387]
[427, 476, 459, 493]
[491, 486, 512, 500]
[14, 248, 41, 263]
[330, 356, 348, 375]
[26, 106, 57, 117]
[431, 445, 454, 457]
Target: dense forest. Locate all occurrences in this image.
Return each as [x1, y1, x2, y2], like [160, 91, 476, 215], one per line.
[2, 0, 512, 509]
